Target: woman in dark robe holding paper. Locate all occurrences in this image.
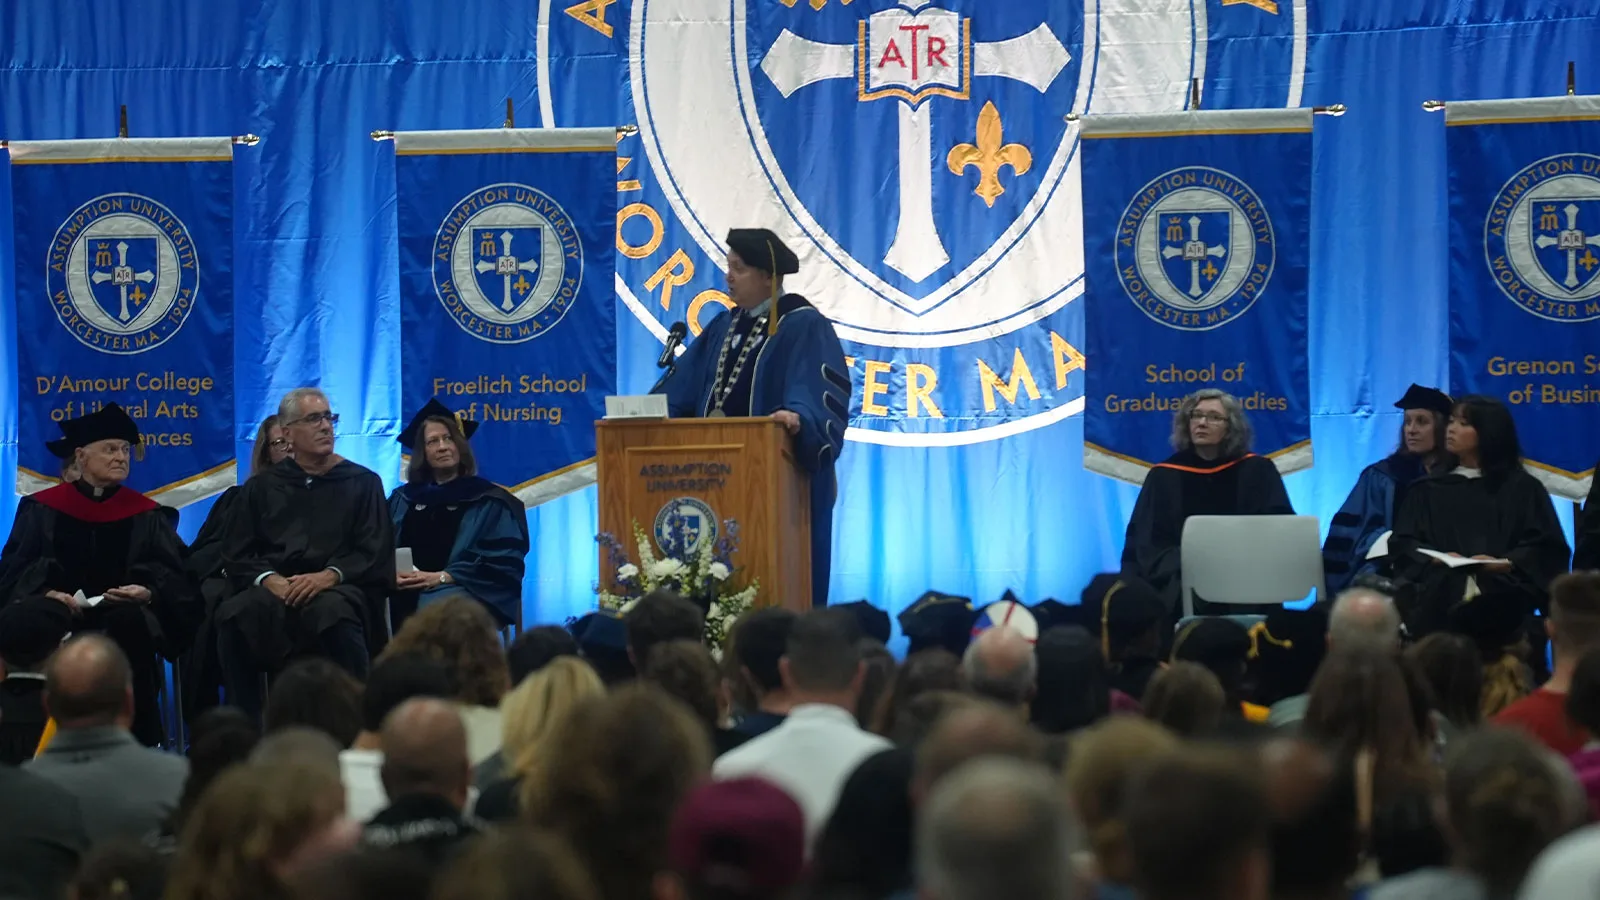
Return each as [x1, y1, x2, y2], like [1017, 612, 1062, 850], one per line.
[1322, 384, 1455, 593]
[1390, 395, 1570, 637]
[0, 403, 199, 745]
[655, 228, 850, 608]
[1577, 458, 1600, 572]
[387, 399, 529, 632]
[1121, 388, 1294, 612]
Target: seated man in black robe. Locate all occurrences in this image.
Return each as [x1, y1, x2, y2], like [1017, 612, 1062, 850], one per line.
[1577, 455, 1600, 573]
[217, 388, 394, 719]
[1121, 389, 1294, 612]
[0, 403, 198, 745]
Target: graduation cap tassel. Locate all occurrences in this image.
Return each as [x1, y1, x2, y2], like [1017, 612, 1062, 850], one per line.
[1246, 620, 1292, 661]
[1099, 581, 1124, 664]
[766, 239, 780, 336]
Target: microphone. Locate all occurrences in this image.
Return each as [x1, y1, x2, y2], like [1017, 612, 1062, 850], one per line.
[657, 322, 688, 369]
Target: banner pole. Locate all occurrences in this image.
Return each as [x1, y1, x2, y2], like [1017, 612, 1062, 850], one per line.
[370, 125, 640, 142]
[1569, 61, 1577, 96]
[504, 98, 515, 129]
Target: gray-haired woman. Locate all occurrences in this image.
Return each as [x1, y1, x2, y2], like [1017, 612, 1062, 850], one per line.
[1120, 388, 1293, 612]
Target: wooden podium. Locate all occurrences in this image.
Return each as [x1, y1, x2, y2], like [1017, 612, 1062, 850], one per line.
[596, 417, 812, 611]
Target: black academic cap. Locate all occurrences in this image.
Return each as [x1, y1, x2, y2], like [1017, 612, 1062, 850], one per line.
[1081, 574, 1165, 660]
[1247, 607, 1328, 696]
[1447, 590, 1527, 648]
[1395, 384, 1453, 416]
[1172, 617, 1252, 666]
[0, 600, 72, 669]
[837, 600, 891, 645]
[726, 228, 800, 276]
[572, 609, 628, 653]
[46, 438, 72, 460]
[398, 398, 479, 447]
[55, 402, 141, 453]
[1030, 599, 1079, 633]
[898, 591, 977, 655]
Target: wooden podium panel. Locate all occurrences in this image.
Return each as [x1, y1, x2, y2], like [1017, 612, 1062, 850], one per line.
[596, 417, 811, 612]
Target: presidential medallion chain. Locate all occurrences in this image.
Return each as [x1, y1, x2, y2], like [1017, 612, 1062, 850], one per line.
[708, 312, 769, 416]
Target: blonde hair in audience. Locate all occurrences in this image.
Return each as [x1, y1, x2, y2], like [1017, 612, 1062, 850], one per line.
[1064, 717, 1181, 886]
[509, 656, 606, 813]
[1479, 649, 1532, 719]
[167, 762, 344, 900]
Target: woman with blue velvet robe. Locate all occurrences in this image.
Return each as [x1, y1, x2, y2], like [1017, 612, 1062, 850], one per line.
[388, 400, 529, 631]
[1321, 384, 1455, 593]
[655, 228, 850, 608]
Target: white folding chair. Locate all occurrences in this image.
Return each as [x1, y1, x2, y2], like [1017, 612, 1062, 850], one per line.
[1179, 515, 1327, 619]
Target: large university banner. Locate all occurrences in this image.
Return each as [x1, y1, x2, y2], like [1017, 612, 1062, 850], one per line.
[1445, 96, 1600, 500]
[8, 138, 236, 505]
[1079, 110, 1314, 484]
[393, 128, 616, 505]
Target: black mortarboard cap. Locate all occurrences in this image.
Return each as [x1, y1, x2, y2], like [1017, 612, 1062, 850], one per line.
[398, 397, 479, 448]
[1247, 607, 1328, 697]
[572, 609, 629, 653]
[1030, 599, 1079, 633]
[46, 438, 72, 460]
[1395, 384, 1453, 416]
[837, 600, 891, 645]
[1447, 589, 1527, 647]
[1081, 574, 1165, 662]
[0, 600, 73, 669]
[55, 402, 141, 453]
[1171, 617, 1252, 666]
[726, 228, 800, 276]
[897, 591, 977, 655]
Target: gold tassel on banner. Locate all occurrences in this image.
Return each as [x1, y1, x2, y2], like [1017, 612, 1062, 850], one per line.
[767, 239, 781, 336]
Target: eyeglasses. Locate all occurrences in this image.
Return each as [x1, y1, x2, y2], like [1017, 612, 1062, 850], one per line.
[292, 412, 339, 427]
[1191, 412, 1228, 424]
[425, 435, 456, 448]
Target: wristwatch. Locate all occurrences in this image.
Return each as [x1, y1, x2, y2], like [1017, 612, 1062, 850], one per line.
[438, 571, 454, 587]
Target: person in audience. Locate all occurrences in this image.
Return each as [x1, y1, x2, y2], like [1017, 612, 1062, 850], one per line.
[522, 684, 712, 900]
[1390, 395, 1569, 637]
[362, 698, 478, 866]
[1441, 588, 1533, 721]
[912, 701, 1043, 803]
[1372, 728, 1585, 900]
[475, 656, 604, 822]
[25, 635, 187, 844]
[625, 589, 706, 669]
[341, 653, 454, 823]
[70, 839, 170, 900]
[917, 758, 1078, 900]
[1405, 633, 1484, 738]
[1369, 782, 1451, 882]
[287, 849, 435, 900]
[1081, 574, 1166, 701]
[251, 726, 345, 774]
[1172, 617, 1268, 724]
[1270, 588, 1399, 728]
[885, 690, 979, 748]
[166, 759, 359, 900]
[855, 639, 896, 730]
[1323, 385, 1455, 593]
[0, 403, 199, 746]
[0, 597, 71, 764]
[1562, 647, 1600, 820]
[726, 607, 799, 739]
[431, 828, 600, 900]
[388, 400, 528, 632]
[1142, 662, 1227, 739]
[643, 638, 744, 754]
[264, 658, 364, 747]
[808, 748, 916, 900]
[217, 387, 395, 720]
[1251, 607, 1330, 725]
[505, 624, 578, 685]
[1495, 572, 1600, 754]
[1030, 625, 1113, 735]
[184, 415, 294, 721]
[872, 648, 963, 738]
[962, 625, 1036, 714]
[1064, 717, 1181, 900]
[1261, 739, 1361, 900]
[666, 777, 808, 900]
[1124, 749, 1271, 900]
[1121, 388, 1294, 612]
[378, 595, 510, 766]
[0, 742, 89, 900]
[151, 706, 261, 854]
[1301, 645, 1433, 812]
[715, 609, 892, 844]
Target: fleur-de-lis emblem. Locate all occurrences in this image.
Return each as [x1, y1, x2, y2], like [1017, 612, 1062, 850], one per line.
[778, 0, 852, 8]
[946, 101, 1032, 208]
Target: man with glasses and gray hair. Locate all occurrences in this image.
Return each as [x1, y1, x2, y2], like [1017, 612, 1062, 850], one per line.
[216, 388, 394, 721]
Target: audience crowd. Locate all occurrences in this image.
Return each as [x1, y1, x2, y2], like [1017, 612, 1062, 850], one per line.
[11, 572, 1600, 900]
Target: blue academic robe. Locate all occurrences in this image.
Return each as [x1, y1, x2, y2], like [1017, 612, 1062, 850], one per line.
[387, 477, 530, 627]
[656, 294, 850, 607]
[1321, 454, 1427, 594]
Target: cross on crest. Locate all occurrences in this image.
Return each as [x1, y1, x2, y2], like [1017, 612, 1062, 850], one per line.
[1160, 214, 1229, 300]
[88, 240, 157, 322]
[1533, 201, 1600, 290]
[760, 2, 1070, 282]
[473, 229, 541, 312]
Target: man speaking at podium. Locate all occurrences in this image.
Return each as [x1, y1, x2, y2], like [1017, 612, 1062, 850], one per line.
[656, 228, 850, 608]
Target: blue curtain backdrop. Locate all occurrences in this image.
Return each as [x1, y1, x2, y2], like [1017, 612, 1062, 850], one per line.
[1, 0, 1592, 634]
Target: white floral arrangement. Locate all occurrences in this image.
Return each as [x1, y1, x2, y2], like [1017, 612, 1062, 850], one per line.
[595, 517, 758, 651]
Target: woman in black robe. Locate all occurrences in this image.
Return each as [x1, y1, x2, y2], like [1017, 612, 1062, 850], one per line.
[1121, 388, 1294, 612]
[0, 403, 198, 745]
[1390, 395, 1570, 637]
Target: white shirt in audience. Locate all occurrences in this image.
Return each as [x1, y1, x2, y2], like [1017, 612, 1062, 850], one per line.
[340, 748, 387, 822]
[458, 704, 503, 767]
[712, 702, 891, 846]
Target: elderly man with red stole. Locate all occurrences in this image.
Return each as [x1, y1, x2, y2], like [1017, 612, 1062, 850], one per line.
[0, 403, 197, 746]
